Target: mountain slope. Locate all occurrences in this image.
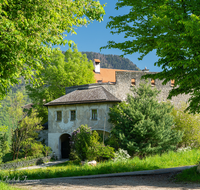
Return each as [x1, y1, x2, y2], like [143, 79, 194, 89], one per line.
[82, 52, 140, 71]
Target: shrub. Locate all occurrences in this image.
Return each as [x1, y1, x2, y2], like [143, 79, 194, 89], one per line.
[109, 82, 183, 158]
[70, 125, 93, 161]
[70, 125, 115, 161]
[171, 102, 200, 148]
[105, 134, 120, 151]
[43, 145, 52, 157]
[114, 148, 130, 162]
[28, 142, 44, 157]
[86, 143, 115, 162]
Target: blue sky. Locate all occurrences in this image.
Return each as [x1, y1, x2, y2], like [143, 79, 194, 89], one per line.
[57, 0, 162, 72]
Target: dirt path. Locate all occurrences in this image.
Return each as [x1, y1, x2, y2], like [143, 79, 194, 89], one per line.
[13, 173, 200, 190]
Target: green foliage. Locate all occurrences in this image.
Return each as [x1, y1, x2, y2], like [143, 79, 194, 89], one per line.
[86, 142, 115, 162]
[0, 85, 30, 140]
[43, 145, 52, 157]
[27, 47, 95, 123]
[0, 126, 9, 163]
[70, 125, 93, 161]
[105, 134, 120, 151]
[11, 109, 43, 160]
[171, 103, 200, 148]
[113, 149, 130, 162]
[0, 0, 105, 99]
[28, 142, 44, 157]
[70, 125, 114, 161]
[8, 92, 43, 160]
[109, 82, 183, 157]
[103, 0, 200, 113]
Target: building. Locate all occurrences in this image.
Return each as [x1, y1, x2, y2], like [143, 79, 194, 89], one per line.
[44, 59, 189, 159]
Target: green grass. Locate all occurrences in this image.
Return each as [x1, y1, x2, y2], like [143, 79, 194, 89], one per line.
[0, 149, 200, 181]
[0, 182, 24, 190]
[175, 166, 200, 183]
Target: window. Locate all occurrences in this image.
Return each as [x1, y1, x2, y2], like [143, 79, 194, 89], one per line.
[171, 80, 175, 87]
[71, 110, 76, 121]
[131, 78, 136, 86]
[57, 111, 62, 121]
[151, 79, 155, 86]
[92, 109, 97, 120]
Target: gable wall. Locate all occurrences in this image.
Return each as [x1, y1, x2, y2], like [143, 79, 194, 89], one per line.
[48, 102, 117, 159]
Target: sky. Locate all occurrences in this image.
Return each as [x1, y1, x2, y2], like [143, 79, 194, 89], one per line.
[57, 0, 162, 72]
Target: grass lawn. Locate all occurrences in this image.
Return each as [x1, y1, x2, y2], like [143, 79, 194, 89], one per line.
[175, 166, 200, 183]
[0, 149, 199, 181]
[0, 182, 24, 190]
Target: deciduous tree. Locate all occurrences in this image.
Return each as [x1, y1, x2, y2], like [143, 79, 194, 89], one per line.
[0, 0, 105, 99]
[26, 47, 95, 123]
[103, 0, 200, 113]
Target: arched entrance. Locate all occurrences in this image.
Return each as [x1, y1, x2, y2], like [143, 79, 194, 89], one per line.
[60, 134, 71, 158]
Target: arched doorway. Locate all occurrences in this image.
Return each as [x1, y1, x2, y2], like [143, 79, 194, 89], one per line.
[60, 134, 71, 158]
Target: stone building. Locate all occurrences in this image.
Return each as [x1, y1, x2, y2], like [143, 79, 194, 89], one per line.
[44, 59, 190, 159]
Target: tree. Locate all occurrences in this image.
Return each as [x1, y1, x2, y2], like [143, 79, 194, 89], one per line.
[11, 109, 43, 160]
[171, 102, 200, 148]
[0, 126, 9, 163]
[103, 0, 200, 113]
[0, 0, 105, 99]
[108, 82, 183, 157]
[26, 47, 95, 123]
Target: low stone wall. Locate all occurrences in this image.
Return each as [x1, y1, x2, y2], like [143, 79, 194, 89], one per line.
[0, 156, 51, 170]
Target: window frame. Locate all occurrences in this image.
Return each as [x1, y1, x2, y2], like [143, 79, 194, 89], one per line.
[56, 111, 62, 122]
[70, 110, 76, 121]
[91, 109, 97, 120]
[131, 78, 136, 86]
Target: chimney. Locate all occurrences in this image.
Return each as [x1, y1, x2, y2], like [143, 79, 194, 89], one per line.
[94, 59, 100, 73]
[142, 67, 149, 72]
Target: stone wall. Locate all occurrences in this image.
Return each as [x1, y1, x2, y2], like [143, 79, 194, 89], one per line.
[66, 71, 190, 107]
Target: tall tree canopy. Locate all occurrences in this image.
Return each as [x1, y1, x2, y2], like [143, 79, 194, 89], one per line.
[103, 0, 200, 113]
[26, 47, 95, 123]
[0, 0, 105, 99]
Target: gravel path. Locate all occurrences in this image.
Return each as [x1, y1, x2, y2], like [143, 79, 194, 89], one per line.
[13, 173, 200, 190]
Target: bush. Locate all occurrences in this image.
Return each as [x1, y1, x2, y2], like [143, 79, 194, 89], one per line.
[105, 134, 120, 151]
[70, 125, 93, 161]
[43, 145, 52, 157]
[114, 148, 130, 162]
[109, 82, 183, 158]
[86, 143, 115, 162]
[28, 142, 44, 157]
[171, 102, 200, 148]
[70, 125, 115, 161]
